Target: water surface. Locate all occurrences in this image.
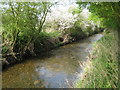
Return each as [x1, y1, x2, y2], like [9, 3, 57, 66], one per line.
[2, 34, 103, 88]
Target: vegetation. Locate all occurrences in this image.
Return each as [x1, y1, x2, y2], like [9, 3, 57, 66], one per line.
[1, 1, 119, 88]
[2, 1, 55, 62]
[76, 2, 120, 29]
[75, 2, 119, 88]
[1, 1, 102, 66]
[76, 30, 118, 88]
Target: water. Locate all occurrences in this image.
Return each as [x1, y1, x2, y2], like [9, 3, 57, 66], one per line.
[2, 34, 103, 88]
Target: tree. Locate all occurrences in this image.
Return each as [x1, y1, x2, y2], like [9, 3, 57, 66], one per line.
[76, 2, 120, 29]
[76, 1, 120, 63]
[2, 1, 54, 60]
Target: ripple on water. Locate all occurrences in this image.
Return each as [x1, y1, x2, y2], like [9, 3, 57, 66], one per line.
[2, 34, 103, 88]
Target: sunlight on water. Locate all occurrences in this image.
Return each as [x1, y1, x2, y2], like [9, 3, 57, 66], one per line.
[2, 34, 103, 88]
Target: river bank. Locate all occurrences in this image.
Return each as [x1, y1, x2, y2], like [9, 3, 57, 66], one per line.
[76, 30, 118, 88]
[2, 33, 103, 88]
[2, 28, 104, 70]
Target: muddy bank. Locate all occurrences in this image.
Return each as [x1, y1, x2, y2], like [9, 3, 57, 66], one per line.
[2, 29, 104, 69]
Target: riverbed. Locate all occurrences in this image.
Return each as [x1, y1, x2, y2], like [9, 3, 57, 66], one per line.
[2, 34, 103, 88]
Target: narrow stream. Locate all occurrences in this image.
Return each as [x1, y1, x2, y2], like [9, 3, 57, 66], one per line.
[2, 34, 103, 88]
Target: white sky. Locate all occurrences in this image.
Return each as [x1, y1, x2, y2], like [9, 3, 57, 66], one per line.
[46, 0, 89, 22]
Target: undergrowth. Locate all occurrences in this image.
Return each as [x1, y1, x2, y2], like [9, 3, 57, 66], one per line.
[76, 30, 118, 88]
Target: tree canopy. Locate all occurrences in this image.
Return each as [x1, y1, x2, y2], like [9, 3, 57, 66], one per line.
[76, 2, 120, 30]
[2, 1, 54, 59]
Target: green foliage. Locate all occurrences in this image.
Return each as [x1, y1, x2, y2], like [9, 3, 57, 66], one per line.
[68, 6, 82, 15]
[75, 2, 119, 88]
[36, 31, 60, 41]
[76, 2, 120, 30]
[88, 13, 104, 27]
[34, 31, 61, 54]
[65, 21, 85, 39]
[48, 31, 61, 38]
[64, 15, 100, 39]
[84, 26, 93, 36]
[76, 31, 118, 88]
[2, 2, 53, 57]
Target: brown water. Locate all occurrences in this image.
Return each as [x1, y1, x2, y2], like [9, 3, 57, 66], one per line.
[2, 34, 103, 88]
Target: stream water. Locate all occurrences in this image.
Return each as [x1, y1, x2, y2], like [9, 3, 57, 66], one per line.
[2, 34, 103, 88]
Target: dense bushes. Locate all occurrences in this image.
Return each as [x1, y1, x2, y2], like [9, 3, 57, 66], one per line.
[1, 2, 102, 67]
[76, 30, 118, 88]
[34, 31, 61, 53]
[66, 23, 85, 40]
[1, 2, 55, 66]
[64, 19, 101, 40]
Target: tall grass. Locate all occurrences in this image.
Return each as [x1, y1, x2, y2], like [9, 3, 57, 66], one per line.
[76, 30, 118, 88]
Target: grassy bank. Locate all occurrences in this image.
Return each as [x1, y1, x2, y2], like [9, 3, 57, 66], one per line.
[76, 30, 118, 88]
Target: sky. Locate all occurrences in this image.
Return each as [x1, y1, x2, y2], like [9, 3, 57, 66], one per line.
[46, 0, 89, 22]
[51, 0, 77, 12]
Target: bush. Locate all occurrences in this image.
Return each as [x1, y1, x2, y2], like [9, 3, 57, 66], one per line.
[65, 21, 86, 40]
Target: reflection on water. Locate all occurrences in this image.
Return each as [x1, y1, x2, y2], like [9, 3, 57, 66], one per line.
[2, 34, 103, 88]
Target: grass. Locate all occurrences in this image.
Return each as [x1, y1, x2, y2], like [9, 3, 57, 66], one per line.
[76, 30, 118, 88]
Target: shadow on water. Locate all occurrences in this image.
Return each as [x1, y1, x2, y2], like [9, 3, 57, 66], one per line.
[2, 50, 54, 72]
[2, 34, 103, 88]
